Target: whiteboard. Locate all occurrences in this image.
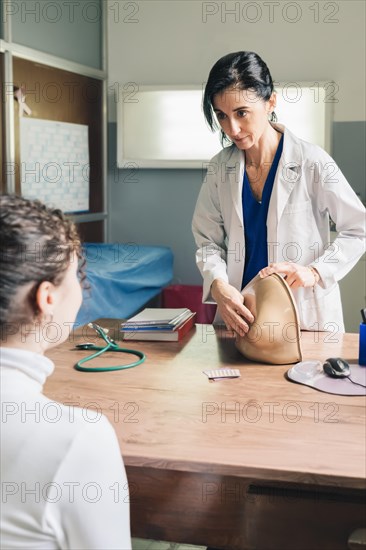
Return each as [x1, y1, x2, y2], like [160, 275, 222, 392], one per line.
[20, 118, 90, 213]
[117, 83, 333, 169]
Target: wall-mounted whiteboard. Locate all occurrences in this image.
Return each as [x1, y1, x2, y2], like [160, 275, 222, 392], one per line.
[117, 83, 333, 169]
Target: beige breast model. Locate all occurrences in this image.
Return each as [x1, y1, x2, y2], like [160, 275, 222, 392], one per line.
[235, 273, 303, 365]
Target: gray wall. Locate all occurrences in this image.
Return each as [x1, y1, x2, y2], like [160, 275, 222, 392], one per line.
[333, 122, 366, 200]
[8, 0, 102, 69]
[0, 0, 3, 38]
[108, 123, 202, 285]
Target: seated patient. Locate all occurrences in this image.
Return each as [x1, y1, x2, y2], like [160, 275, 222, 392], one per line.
[0, 195, 131, 550]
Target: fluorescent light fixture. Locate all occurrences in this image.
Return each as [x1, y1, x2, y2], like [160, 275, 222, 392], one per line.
[117, 83, 333, 169]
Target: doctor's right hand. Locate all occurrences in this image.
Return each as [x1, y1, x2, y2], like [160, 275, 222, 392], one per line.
[211, 279, 254, 337]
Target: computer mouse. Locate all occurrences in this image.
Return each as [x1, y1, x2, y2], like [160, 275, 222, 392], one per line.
[323, 357, 351, 378]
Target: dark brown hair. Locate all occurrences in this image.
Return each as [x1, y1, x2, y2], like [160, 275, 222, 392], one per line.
[0, 195, 82, 328]
[203, 51, 277, 145]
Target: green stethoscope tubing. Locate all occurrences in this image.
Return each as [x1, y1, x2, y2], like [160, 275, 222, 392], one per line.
[74, 323, 146, 372]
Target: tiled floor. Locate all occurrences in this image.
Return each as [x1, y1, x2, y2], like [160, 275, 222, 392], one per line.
[132, 539, 206, 550]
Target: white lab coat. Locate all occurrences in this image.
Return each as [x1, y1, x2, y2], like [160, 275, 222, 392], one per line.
[192, 123, 366, 332]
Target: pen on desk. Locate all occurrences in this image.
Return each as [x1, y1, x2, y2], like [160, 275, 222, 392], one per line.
[361, 309, 366, 324]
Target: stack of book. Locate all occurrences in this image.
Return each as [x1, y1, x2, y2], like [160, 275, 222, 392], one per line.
[121, 308, 196, 341]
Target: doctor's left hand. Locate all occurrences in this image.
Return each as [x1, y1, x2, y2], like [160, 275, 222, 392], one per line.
[259, 262, 320, 289]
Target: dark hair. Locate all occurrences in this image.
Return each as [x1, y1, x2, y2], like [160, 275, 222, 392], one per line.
[203, 51, 277, 144]
[0, 195, 83, 328]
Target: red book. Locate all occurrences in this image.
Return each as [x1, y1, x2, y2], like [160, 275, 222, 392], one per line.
[122, 313, 196, 341]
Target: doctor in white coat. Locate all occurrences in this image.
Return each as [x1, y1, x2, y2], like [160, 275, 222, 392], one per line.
[192, 51, 365, 335]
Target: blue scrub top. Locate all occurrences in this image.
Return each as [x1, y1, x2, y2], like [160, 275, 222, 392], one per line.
[242, 134, 284, 289]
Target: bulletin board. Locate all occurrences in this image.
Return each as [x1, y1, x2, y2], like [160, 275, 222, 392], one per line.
[12, 57, 104, 240]
[19, 117, 90, 213]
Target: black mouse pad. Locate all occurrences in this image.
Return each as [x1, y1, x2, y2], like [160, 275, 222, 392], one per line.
[287, 362, 366, 396]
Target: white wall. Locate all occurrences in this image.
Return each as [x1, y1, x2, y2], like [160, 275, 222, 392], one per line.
[108, 0, 365, 122]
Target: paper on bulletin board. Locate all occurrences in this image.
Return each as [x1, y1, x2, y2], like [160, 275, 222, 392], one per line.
[20, 118, 90, 213]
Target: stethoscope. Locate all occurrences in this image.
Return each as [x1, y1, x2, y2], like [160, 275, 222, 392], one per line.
[74, 322, 146, 372]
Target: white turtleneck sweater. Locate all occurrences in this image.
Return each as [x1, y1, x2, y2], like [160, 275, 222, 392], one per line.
[0, 347, 131, 550]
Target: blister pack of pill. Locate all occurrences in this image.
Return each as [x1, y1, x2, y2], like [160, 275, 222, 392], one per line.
[203, 368, 241, 380]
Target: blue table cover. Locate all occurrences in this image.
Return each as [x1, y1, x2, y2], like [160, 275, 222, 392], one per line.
[75, 243, 174, 327]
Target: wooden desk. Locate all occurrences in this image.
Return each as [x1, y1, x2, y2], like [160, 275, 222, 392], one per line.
[45, 322, 366, 550]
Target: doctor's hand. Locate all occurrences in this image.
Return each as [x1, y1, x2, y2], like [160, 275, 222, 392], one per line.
[211, 279, 254, 337]
[259, 262, 320, 289]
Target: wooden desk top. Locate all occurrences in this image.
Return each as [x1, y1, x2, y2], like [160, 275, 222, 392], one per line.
[45, 322, 365, 491]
